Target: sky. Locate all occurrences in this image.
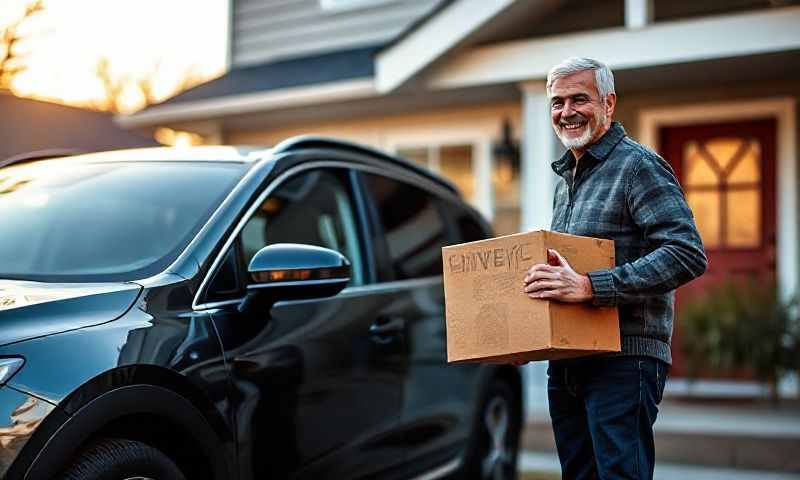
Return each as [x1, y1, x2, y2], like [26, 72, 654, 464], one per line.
[1, 0, 228, 110]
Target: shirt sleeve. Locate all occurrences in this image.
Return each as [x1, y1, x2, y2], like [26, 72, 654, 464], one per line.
[587, 152, 708, 306]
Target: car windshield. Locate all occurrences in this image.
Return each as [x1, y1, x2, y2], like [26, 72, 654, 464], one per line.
[0, 160, 245, 282]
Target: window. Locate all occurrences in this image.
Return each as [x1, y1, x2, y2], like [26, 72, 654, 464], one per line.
[397, 144, 475, 202]
[396, 142, 521, 236]
[683, 137, 762, 249]
[362, 173, 447, 280]
[239, 169, 365, 286]
[205, 246, 243, 303]
[450, 204, 489, 244]
[0, 161, 243, 282]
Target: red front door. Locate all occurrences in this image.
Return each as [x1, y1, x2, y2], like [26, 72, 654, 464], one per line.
[659, 118, 777, 377]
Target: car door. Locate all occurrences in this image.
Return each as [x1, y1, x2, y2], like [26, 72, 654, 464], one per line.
[202, 166, 408, 480]
[357, 171, 485, 475]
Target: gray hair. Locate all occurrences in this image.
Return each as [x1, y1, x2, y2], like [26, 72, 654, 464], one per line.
[546, 57, 615, 101]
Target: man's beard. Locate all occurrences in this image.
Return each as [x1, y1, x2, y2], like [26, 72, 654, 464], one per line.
[555, 108, 607, 150]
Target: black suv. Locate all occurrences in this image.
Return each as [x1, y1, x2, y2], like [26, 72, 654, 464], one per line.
[0, 138, 523, 480]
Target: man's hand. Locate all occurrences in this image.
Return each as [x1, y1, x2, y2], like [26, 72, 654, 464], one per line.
[523, 248, 593, 303]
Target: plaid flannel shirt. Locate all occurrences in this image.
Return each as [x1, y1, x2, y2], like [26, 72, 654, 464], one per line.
[550, 122, 707, 364]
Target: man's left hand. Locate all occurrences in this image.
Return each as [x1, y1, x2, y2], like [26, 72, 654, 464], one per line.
[523, 249, 593, 303]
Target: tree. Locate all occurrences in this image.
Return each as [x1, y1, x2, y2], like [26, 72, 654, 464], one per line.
[0, 0, 44, 90]
[94, 57, 207, 114]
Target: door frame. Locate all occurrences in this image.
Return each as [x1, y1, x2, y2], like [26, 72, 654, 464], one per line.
[640, 97, 797, 304]
[639, 97, 798, 398]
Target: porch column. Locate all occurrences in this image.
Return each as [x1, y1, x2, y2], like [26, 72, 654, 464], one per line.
[625, 0, 654, 29]
[474, 138, 495, 222]
[519, 80, 560, 232]
[518, 80, 562, 414]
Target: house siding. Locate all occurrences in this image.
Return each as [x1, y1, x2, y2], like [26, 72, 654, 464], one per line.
[232, 0, 442, 67]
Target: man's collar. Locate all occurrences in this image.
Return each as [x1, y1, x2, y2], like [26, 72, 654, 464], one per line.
[551, 122, 627, 175]
[587, 121, 626, 160]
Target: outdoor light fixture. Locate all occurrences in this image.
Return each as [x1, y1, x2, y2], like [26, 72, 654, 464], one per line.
[492, 118, 520, 186]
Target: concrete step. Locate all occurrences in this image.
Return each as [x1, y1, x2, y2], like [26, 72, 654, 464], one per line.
[522, 400, 800, 473]
[518, 450, 800, 480]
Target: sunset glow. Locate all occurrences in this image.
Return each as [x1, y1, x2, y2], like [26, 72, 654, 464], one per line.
[2, 0, 228, 110]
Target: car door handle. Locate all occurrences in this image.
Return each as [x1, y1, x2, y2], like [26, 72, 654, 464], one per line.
[369, 316, 406, 336]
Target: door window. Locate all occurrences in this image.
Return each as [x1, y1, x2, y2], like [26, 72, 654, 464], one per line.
[683, 137, 763, 249]
[362, 173, 447, 280]
[397, 144, 475, 202]
[239, 169, 365, 286]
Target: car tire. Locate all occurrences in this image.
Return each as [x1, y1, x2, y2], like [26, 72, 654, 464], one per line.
[58, 438, 186, 480]
[463, 378, 521, 480]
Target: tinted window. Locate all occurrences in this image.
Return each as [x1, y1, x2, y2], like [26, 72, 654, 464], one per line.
[205, 246, 242, 303]
[363, 174, 447, 280]
[450, 203, 489, 243]
[0, 160, 243, 282]
[240, 169, 364, 286]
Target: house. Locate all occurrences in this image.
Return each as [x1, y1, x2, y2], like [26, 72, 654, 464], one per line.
[0, 92, 157, 160]
[118, 0, 800, 401]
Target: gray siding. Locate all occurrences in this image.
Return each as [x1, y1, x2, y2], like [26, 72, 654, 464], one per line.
[232, 0, 442, 67]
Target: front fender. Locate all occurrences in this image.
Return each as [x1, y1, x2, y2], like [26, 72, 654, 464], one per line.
[14, 383, 233, 480]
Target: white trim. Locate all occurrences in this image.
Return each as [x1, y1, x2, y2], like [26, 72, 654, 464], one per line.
[666, 379, 770, 398]
[225, 0, 234, 71]
[428, 6, 800, 89]
[639, 97, 798, 305]
[666, 379, 777, 400]
[115, 78, 377, 129]
[375, 0, 519, 93]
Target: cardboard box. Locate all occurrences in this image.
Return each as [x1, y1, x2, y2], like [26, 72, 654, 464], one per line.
[442, 230, 620, 363]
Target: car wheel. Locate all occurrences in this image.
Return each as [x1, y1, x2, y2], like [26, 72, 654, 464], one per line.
[58, 438, 186, 480]
[464, 378, 521, 480]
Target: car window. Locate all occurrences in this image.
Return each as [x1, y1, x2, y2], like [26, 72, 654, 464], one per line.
[0, 160, 243, 282]
[239, 169, 364, 286]
[205, 245, 243, 303]
[362, 173, 447, 281]
[445, 201, 490, 244]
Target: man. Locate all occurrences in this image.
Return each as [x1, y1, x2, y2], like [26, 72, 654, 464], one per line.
[521, 57, 707, 479]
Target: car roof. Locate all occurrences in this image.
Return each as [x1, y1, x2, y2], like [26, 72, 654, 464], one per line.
[2, 137, 459, 195]
[45, 146, 268, 164]
[273, 136, 459, 195]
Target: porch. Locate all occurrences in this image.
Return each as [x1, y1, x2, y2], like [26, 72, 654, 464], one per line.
[521, 396, 800, 476]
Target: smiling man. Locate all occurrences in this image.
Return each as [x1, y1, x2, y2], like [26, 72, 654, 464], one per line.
[521, 58, 707, 479]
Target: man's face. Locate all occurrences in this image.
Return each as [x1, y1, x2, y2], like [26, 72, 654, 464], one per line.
[549, 70, 614, 152]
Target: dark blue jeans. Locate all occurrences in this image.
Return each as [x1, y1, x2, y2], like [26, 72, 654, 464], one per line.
[547, 356, 668, 480]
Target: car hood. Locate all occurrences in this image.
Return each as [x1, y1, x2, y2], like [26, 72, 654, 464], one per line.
[0, 280, 142, 346]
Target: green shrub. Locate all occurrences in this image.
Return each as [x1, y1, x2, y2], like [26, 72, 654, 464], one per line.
[679, 281, 798, 395]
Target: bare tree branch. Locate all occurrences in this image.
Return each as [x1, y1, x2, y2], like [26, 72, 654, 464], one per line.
[95, 57, 128, 113]
[95, 57, 210, 113]
[0, 0, 44, 89]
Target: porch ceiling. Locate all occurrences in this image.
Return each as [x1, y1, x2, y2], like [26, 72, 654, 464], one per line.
[614, 50, 800, 95]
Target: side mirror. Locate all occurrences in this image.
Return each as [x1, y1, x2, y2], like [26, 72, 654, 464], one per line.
[239, 243, 350, 313]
